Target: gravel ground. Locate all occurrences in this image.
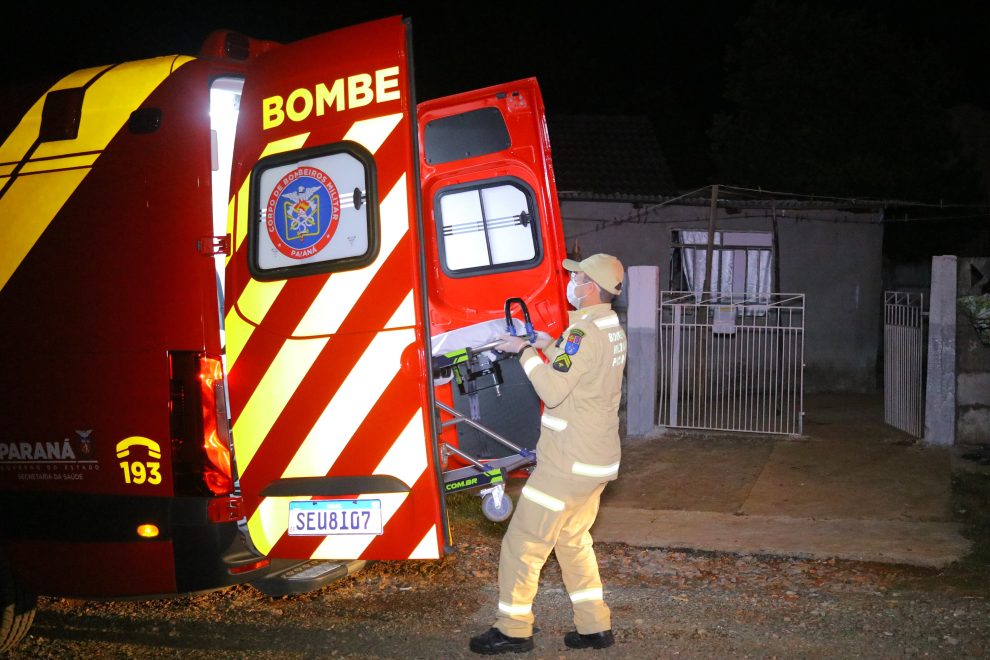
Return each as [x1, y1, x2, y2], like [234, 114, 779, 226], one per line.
[5, 494, 989, 659]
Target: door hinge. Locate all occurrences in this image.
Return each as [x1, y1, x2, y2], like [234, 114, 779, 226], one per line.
[198, 234, 231, 256]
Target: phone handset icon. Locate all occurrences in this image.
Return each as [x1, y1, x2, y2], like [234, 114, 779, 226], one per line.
[115, 436, 162, 485]
[115, 436, 161, 459]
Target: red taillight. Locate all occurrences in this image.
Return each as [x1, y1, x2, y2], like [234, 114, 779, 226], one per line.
[169, 351, 235, 498]
[229, 558, 271, 575]
[199, 355, 234, 495]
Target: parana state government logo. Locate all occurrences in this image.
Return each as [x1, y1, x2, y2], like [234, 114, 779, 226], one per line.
[266, 166, 341, 259]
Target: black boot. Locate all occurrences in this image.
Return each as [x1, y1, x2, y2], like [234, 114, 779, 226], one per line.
[469, 627, 535, 654]
[564, 629, 614, 649]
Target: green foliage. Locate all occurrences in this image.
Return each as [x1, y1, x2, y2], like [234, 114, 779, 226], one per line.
[709, 0, 983, 202]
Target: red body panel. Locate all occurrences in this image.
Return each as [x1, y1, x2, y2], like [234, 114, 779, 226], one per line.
[0, 61, 222, 496]
[6, 540, 176, 597]
[0, 46, 263, 597]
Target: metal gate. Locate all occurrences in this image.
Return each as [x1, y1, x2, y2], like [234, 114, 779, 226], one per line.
[883, 291, 926, 437]
[659, 292, 805, 435]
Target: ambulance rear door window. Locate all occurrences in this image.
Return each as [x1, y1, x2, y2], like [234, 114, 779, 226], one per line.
[435, 177, 541, 276]
[247, 143, 379, 281]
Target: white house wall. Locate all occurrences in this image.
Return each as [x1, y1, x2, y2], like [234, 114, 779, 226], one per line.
[559, 200, 884, 393]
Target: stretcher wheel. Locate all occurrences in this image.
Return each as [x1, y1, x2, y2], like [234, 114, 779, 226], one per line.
[481, 491, 513, 522]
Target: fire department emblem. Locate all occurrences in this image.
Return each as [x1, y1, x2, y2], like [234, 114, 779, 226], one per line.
[266, 166, 341, 259]
[75, 429, 93, 456]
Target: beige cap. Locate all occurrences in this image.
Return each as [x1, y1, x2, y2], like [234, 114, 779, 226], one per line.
[562, 253, 624, 295]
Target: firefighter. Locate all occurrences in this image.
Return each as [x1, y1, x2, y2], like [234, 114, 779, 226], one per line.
[469, 253, 627, 654]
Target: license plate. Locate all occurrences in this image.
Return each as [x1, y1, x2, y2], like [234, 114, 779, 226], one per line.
[288, 499, 383, 536]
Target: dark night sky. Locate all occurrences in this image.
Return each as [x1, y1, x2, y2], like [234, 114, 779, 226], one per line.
[5, 2, 987, 104]
[3, 1, 988, 187]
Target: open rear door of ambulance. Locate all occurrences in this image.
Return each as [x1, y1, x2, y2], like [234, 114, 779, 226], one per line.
[224, 16, 444, 591]
[417, 80, 570, 495]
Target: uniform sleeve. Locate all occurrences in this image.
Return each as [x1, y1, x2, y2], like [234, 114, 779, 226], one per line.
[518, 333, 598, 408]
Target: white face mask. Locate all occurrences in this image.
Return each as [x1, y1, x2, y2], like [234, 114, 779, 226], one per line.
[566, 279, 593, 309]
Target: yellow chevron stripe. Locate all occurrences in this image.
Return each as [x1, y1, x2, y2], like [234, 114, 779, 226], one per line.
[225, 115, 404, 368]
[245, 319, 419, 556]
[0, 170, 87, 289]
[224, 312, 254, 373]
[231, 335, 329, 472]
[0, 56, 193, 293]
[231, 174, 411, 474]
[281, 326, 414, 479]
[34, 57, 193, 161]
[233, 176, 252, 254]
[0, 66, 108, 165]
[225, 278, 286, 371]
[260, 133, 311, 159]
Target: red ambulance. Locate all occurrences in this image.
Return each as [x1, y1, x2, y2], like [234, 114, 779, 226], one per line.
[0, 15, 568, 651]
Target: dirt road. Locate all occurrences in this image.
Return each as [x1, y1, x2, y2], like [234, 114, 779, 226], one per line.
[5, 493, 989, 659]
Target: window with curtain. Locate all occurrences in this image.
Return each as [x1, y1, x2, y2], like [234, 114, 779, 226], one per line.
[670, 230, 774, 302]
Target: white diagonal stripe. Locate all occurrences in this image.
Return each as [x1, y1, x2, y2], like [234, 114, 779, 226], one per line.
[294, 175, 409, 336]
[408, 525, 440, 559]
[383, 290, 416, 329]
[283, 327, 416, 479]
[343, 113, 402, 154]
[310, 492, 409, 559]
[373, 408, 427, 490]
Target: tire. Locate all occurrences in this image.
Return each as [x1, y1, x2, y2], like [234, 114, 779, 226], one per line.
[0, 550, 37, 653]
[481, 491, 514, 522]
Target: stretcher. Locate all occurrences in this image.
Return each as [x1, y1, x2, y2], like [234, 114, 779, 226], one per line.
[431, 299, 540, 521]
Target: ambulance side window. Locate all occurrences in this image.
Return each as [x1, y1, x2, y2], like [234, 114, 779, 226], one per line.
[435, 178, 541, 276]
[247, 142, 379, 281]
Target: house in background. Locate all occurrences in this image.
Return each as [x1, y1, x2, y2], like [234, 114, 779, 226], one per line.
[546, 114, 886, 399]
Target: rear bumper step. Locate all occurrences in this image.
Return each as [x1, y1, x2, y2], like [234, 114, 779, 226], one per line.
[250, 558, 367, 596]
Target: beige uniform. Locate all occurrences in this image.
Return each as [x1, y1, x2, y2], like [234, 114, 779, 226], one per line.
[494, 303, 627, 638]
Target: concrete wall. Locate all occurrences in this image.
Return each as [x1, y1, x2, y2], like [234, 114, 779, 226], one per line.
[956, 257, 990, 444]
[560, 200, 884, 393]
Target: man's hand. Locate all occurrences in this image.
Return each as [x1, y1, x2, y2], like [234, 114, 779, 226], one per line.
[494, 331, 554, 354]
[531, 331, 554, 350]
[494, 334, 529, 354]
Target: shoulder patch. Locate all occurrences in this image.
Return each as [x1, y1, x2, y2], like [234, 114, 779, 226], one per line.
[564, 328, 585, 356]
[552, 353, 572, 372]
